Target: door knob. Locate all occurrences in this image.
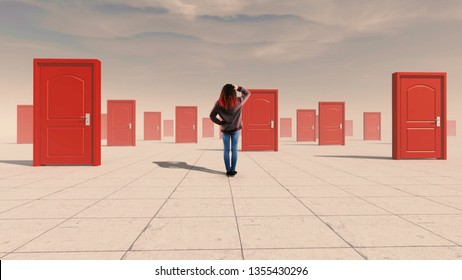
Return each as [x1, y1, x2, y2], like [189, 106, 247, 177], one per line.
[129, 123, 132, 129]
[312, 125, 314, 130]
[436, 116, 440, 127]
[340, 123, 343, 129]
[85, 113, 90, 126]
[193, 125, 195, 130]
[270, 121, 274, 128]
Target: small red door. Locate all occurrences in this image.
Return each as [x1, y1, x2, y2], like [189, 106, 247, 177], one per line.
[107, 100, 136, 146]
[319, 102, 345, 145]
[296, 109, 316, 141]
[176, 106, 197, 143]
[280, 118, 292, 138]
[242, 89, 278, 151]
[33, 59, 101, 166]
[202, 118, 214, 138]
[345, 120, 353, 137]
[315, 115, 319, 140]
[101, 114, 107, 140]
[17, 105, 33, 144]
[163, 120, 174, 137]
[447, 120, 456, 136]
[364, 112, 381, 140]
[144, 112, 161, 141]
[392, 72, 446, 159]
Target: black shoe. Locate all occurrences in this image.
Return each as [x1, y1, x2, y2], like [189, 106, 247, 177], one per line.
[226, 171, 231, 176]
[230, 171, 237, 176]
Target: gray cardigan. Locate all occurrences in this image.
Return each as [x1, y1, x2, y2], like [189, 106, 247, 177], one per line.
[209, 86, 251, 133]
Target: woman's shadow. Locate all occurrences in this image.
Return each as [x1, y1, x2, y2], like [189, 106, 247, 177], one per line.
[153, 161, 224, 175]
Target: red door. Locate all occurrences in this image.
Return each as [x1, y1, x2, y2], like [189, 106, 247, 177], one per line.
[17, 105, 33, 144]
[107, 100, 136, 146]
[447, 120, 456, 136]
[315, 115, 319, 140]
[202, 118, 214, 138]
[392, 72, 446, 159]
[319, 102, 345, 145]
[176, 106, 197, 143]
[33, 59, 101, 166]
[345, 120, 353, 137]
[296, 109, 316, 141]
[280, 118, 292, 138]
[144, 112, 161, 141]
[163, 120, 174, 137]
[101, 113, 107, 140]
[364, 112, 381, 140]
[242, 89, 278, 151]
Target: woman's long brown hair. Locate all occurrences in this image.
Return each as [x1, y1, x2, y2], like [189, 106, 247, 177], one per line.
[218, 84, 237, 110]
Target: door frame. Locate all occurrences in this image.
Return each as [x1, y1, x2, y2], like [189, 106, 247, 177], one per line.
[242, 89, 278, 151]
[392, 72, 447, 159]
[318, 101, 345, 145]
[175, 106, 198, 143]
[107, 100, 136, 146]
[363, 112, 381, 140]
[33, 58, 101, 166]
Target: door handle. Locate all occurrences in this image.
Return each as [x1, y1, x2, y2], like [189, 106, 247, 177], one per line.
[377, 126, 380, 130]
[312, 125, 314, 130]
[85, 113, 90, 126]
[129, 123, 132, 129]
[193, 125, 195, 130]
[157, 126, 159, 130]
[340, 123, 343, 129]
[270, 121, 274, 128]
[436, 116, 440, 127]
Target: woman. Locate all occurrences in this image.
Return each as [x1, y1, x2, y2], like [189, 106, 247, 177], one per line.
[210, 84, 251, 176]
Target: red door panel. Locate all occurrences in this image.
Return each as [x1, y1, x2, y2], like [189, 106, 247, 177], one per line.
[202, 118, 214, 138]
[17, 105, 33, 144]
[447, 120, 456, 136]
[163, 120, 174, 137]
[319, 102, 345, 145]
[392, 72, 446, 159]
[101, 113, 107, 140]
[144, 112, 161, 141]
[345, 120, 353, 137]
[33, 59, 101, 166]
[242, 89, 278, 151]
[280, 118, 292, 138]
[176, 106, 197, 143]
[364, 112, 381, 140]
[297, 109, 316, 141]
[107, 100, 136, 146]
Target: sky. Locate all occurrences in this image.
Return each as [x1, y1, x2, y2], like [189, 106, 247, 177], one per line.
[1, 0, 461, 141]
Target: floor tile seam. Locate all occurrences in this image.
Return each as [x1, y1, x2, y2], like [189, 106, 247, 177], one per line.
[0, 146, 179, 215]
[6, 162, 166, 255]
[268, 151, 462, 244]
[120, 142, 213, 260]
[243, 152, 368, 260]
[227, 173, 245, 260]
[260, 151, 462, 252]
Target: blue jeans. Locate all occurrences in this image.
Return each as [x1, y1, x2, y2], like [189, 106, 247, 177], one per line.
[222, 130, 240, 172]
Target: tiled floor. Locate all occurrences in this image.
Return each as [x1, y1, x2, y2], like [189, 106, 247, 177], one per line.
[1, 137, 462, 260]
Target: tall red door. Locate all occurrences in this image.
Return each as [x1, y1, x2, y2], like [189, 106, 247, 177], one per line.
[393, 72, 446, 159]
[176, 106, 197, 143]
[163, 120, 174, 137]
[101, 113, 107, 140]
[33, 59, 101, 166]
[17, 105, 33, 144]
[280, 118, 292, 138]
[364, 112, 381, 140]
[242, 89, 278, 151]
[202, 118, 214, 138]
[144, 112, 161, 141]
[107, 100, 136, 146]
[296, 109, 316, 141]
[319, 102, 345, 145]
[345, 120, 353, 137]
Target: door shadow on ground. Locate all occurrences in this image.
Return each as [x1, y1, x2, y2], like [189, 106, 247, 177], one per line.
[153, 161, 224, 175]
[314, 155, 392, 160]
[0, 160, 33, 166]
